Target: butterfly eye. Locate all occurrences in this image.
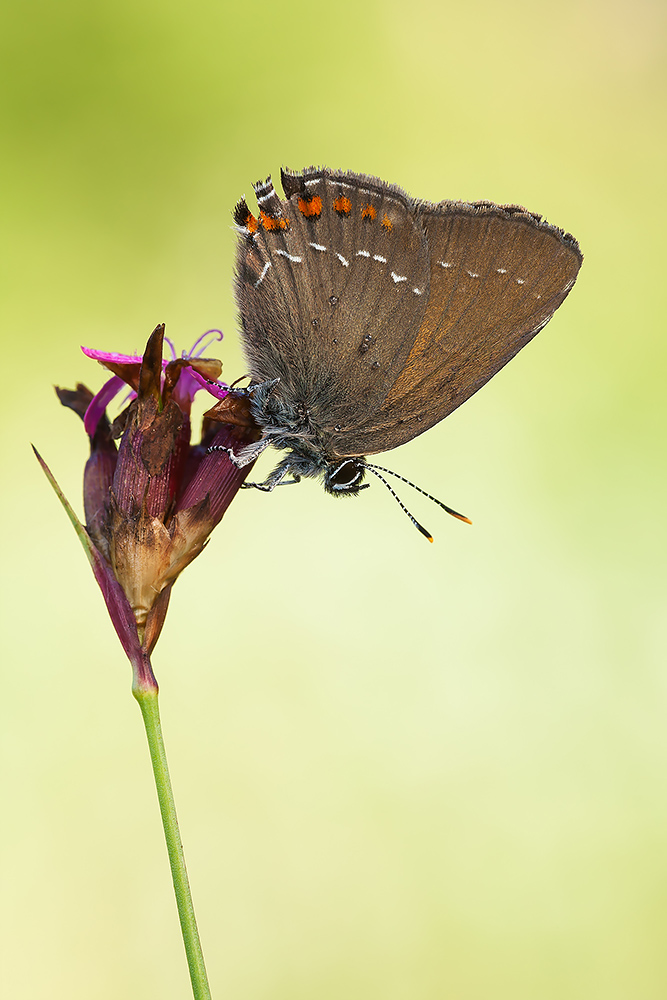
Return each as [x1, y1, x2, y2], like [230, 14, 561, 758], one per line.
[324, 459, 367, 494]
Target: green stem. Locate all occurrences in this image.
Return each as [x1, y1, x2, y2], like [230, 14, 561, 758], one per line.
[134, 683, 212, 1000]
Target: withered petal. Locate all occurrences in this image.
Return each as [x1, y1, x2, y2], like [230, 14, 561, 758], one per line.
[90, 360, 143, 393]
[203, 392, 262, 433]
[189, 357, 223, 380]
[56, 383, 94, 418]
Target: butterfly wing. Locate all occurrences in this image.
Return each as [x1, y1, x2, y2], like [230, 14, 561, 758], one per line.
[234, 167, 432, 433]
[330, 202, 583, 456]
[234, 168, 582, 461]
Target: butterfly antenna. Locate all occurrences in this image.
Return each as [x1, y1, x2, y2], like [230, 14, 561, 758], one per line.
[363, 465, 434, 542]
[365, 462, 472, 525]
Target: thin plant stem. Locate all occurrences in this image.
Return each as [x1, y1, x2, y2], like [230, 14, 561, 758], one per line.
[134, 682, 212, 1000]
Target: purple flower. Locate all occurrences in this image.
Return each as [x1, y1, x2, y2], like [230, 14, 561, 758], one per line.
[38, 323, 260, 689]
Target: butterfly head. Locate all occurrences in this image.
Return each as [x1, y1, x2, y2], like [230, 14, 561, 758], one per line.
[323, 458, 370, 496]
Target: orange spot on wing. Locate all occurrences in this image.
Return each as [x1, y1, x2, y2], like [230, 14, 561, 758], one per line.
[361, 203, 376, 220]
[298, 195, 322, 218]
[381, 214, 393, 232]
[333, 195, 352, 215]
[234, 200, 259, 233]
[260, 209, 290, 231]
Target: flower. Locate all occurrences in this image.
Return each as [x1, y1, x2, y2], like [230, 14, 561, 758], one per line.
[38, 323, 260, 689]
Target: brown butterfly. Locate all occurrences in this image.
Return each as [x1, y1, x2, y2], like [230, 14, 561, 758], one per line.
[214, 166, 582, 538]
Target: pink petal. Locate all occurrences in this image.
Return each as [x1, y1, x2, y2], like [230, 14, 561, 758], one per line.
[81, 345, 144, 364]
[83, 375, 129, 436]
[171, 367, 203, 410]
[189, 367, 230, 400]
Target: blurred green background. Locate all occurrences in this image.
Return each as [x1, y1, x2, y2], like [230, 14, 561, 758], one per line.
[2, 0, 666, 997]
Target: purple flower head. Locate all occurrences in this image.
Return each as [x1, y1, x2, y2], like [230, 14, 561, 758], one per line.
[81, 327, 226, 436]
[46, 323, 261, 684]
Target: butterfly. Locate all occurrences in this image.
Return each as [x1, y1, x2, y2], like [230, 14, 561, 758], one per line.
[210, 166, 582, 538]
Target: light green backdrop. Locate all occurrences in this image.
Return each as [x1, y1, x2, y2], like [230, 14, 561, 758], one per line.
[2, 0, 666, 997]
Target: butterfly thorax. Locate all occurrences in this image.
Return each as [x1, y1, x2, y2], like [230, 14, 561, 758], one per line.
[246, 379, 368, 494]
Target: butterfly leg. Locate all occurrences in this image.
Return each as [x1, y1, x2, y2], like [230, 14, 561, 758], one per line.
[210, 439, 302, 491]
[208, 444, 242, 465]
[207, 437, 270, 467]
[241, 474, 301, 492]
